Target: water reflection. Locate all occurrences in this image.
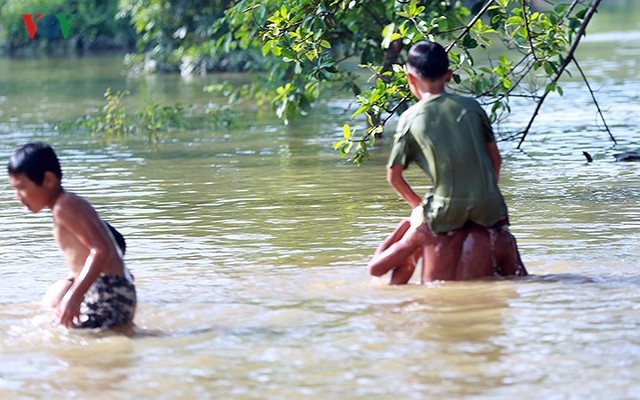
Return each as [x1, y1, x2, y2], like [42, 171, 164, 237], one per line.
[366, 282, 521, 398]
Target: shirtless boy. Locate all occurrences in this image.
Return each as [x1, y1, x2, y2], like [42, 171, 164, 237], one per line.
[8, 142, 136, 329]
[369, 41, 527, 283]
[369, 217, 526, 283]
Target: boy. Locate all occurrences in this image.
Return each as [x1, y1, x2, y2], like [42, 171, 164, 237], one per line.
[8, 142, 136, 329]
[369, 218, 526, 282]
[369, 41, 527, 283]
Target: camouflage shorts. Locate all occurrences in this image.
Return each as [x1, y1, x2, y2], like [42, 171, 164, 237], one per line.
[77, 274, 136, 329]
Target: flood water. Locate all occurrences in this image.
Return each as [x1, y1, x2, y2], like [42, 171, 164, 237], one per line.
[1, 10, 639, 400]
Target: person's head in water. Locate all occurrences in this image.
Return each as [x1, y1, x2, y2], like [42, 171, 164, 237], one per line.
[8, 142, 63, 213]
[405, 41, 452, 100]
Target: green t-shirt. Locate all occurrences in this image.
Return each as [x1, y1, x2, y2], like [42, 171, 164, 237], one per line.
[387, 92, 508, 233]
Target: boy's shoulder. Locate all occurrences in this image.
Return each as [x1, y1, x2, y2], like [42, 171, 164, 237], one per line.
[434, 92, 480, 106]
[396, 102, 427, 138]
[401, 101, 426, 119]
[52, 190, 95, 218]
[445, 92, 484, 110]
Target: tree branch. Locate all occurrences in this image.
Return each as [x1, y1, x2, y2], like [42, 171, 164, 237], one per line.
[517, 0, 602, 149]
[445, 0, 497, 52]
[521, 0, 538, 62]
[572, 57, 617, 145]
[560, 0, 584, 20]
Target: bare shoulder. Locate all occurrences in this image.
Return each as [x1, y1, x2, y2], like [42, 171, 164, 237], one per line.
[52, 191, 97, 222]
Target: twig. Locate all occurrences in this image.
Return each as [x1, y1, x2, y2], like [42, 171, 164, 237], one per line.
[521, 0, 538, 62]
[381, 93, 412, 125]
[445, 0, 497, 52]
[573, 57, 617, 145]
[517, 0, 602, 148]
[355, 93, 413, 143]
[561, 0, 584, 20]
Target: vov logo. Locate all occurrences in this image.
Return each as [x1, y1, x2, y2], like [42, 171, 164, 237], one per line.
[21, 14, 76, 39]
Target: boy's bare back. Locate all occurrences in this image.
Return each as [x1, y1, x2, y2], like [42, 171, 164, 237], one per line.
[53, 190, 124, 277]
[369, 219, 527, 284]
[414, 222, 526, 281]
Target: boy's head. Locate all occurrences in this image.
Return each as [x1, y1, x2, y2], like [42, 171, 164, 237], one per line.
[7, 142, 63, 213]
[8, 142, 62, 184]
[406, 41, 450, 80]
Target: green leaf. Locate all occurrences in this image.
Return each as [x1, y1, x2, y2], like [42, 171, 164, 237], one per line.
[342, 124, 351, 139]
[543, 61, 553, 75]
[333, 139, 347, 151]
[352, 105, 369, 118]
[280, 48, 297, 59]
[262, 41, 272, 56]
[381, 23, 396, 49]
[506, 16, 523, 25]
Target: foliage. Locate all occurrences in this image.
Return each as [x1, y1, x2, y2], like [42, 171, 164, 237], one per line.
[119, 0, 598, 163]
[215, 0, 403, 127]
[72, 0, 134, 45]
[211, 0, 597, 163]
[78, 88, 185, 141]
[3, 0, 603, 162]
[73, 87, 243, 141]
[118, 0, 263, 73]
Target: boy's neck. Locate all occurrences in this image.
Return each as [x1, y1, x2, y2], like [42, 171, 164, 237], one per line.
[407, 68, 452, 103]
[418, 87, 446, 103]
[48, 185, 65, 209]
[412, 76, 447, 103]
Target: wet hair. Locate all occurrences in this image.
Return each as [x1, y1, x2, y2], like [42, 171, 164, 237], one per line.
[7, 142, 62, 185]
[406, 41, 449, 80]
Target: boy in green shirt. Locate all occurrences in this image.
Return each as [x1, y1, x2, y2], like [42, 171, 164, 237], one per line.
[368, 41, 527, 283]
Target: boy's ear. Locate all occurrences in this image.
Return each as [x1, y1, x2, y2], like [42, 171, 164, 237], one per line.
[406, 71, 418, 86]
[42, 171, 59, 188]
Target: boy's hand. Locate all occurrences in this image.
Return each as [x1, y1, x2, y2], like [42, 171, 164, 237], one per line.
[410, 205, 425, 228]
[57, 291, 82, 328]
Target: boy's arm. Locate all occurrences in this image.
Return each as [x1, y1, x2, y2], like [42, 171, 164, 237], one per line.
[486, 141, 502, 182]
[368, 232, 419, 279]
[387, 165, 422, 208]
[54, 203, 114, 327]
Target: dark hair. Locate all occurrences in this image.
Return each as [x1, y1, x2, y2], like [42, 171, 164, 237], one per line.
[407, 41, 449, 80]
[7, 142, 62, 185]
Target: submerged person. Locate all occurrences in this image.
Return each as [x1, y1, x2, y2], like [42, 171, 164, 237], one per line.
[369, 40, 527, 283]
[369, 217, 526, 283]
[8, 142, 136, 329]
